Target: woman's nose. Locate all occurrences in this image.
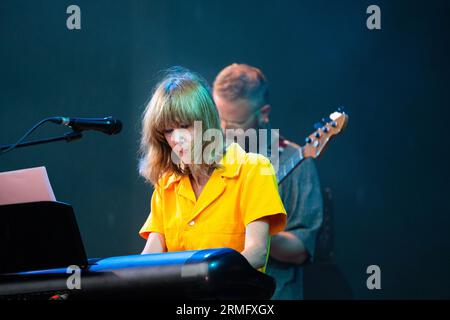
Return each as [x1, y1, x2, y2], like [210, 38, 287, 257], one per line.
[172, 129, 186, 143]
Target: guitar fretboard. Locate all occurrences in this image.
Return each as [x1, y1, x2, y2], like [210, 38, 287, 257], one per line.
[276, 147, 304, 184]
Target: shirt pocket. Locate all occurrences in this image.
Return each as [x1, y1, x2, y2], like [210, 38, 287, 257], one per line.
[201, 222, 245, 235]
[163, 224, 181, 251]
[194, 222, 246, 252]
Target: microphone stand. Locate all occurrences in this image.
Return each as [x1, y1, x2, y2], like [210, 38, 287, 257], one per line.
[0, 131, 83, 152]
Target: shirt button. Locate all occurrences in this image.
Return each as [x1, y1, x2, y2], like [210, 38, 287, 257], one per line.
[189, 221, 195, 226]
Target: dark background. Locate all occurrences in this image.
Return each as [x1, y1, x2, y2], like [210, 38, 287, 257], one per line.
[1, 0, 449, 299]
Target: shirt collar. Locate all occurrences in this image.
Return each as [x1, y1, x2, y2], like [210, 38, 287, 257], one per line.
[163, 142, 244, 189]
[218, 142, 244, 178]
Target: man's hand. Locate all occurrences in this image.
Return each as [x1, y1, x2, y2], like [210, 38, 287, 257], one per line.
[269, 231, 309, 265]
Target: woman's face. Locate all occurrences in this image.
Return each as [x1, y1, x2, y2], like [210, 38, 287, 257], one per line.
[164, 124, 195, 165]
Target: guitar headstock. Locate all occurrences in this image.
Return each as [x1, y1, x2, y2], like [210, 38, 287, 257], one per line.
[302, 108, 348, 159]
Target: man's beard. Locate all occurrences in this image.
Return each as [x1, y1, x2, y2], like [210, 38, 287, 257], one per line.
[243, 121, 274, 157]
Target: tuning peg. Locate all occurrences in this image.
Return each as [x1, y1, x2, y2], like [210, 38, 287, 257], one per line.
[305, 137, 312, 144]
[323, 127, 330, 133]
[315, 132, 321, 138]
[322, 117, 331, 124]
[331, 121, 337, 128]
[314, 122, 323, 130]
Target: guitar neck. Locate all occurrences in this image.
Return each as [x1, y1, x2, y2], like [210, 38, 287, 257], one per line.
[276, 147, 304, 185]
[274, 110, 348, 185]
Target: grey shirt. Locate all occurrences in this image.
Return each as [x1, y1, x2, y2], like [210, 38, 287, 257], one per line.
[266, 139, 324, 300]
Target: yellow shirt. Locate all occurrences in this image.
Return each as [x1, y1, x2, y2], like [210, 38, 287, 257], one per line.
[139, 143, 286, 254]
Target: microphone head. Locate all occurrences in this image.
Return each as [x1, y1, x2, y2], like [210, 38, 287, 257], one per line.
[49, 116, 123, 135]
[109, 118, 122, 135]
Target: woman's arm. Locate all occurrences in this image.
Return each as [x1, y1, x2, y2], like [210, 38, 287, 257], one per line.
[241, 218, 270, 269]
[141, 232, 167, 254]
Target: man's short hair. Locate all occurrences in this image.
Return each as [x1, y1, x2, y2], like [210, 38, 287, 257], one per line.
[213, 63, 269, 108]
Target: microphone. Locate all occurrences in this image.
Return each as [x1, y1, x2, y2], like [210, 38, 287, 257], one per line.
[49, 116, 122, 135]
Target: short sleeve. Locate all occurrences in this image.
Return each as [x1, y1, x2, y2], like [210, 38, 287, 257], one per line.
[139, 186, 164, 240]
[240, 155, 287, 235]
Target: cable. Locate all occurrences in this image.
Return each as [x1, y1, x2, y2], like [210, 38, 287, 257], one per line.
[0, 117, 59, 156]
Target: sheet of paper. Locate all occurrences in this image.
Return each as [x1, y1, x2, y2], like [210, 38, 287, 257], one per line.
[0, 166, 56, 205]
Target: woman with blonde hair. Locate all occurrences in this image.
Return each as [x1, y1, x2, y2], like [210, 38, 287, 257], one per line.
[139, 67, 286, 270]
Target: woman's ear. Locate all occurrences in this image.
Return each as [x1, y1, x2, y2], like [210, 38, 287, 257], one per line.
[259, 104, 271, 124]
